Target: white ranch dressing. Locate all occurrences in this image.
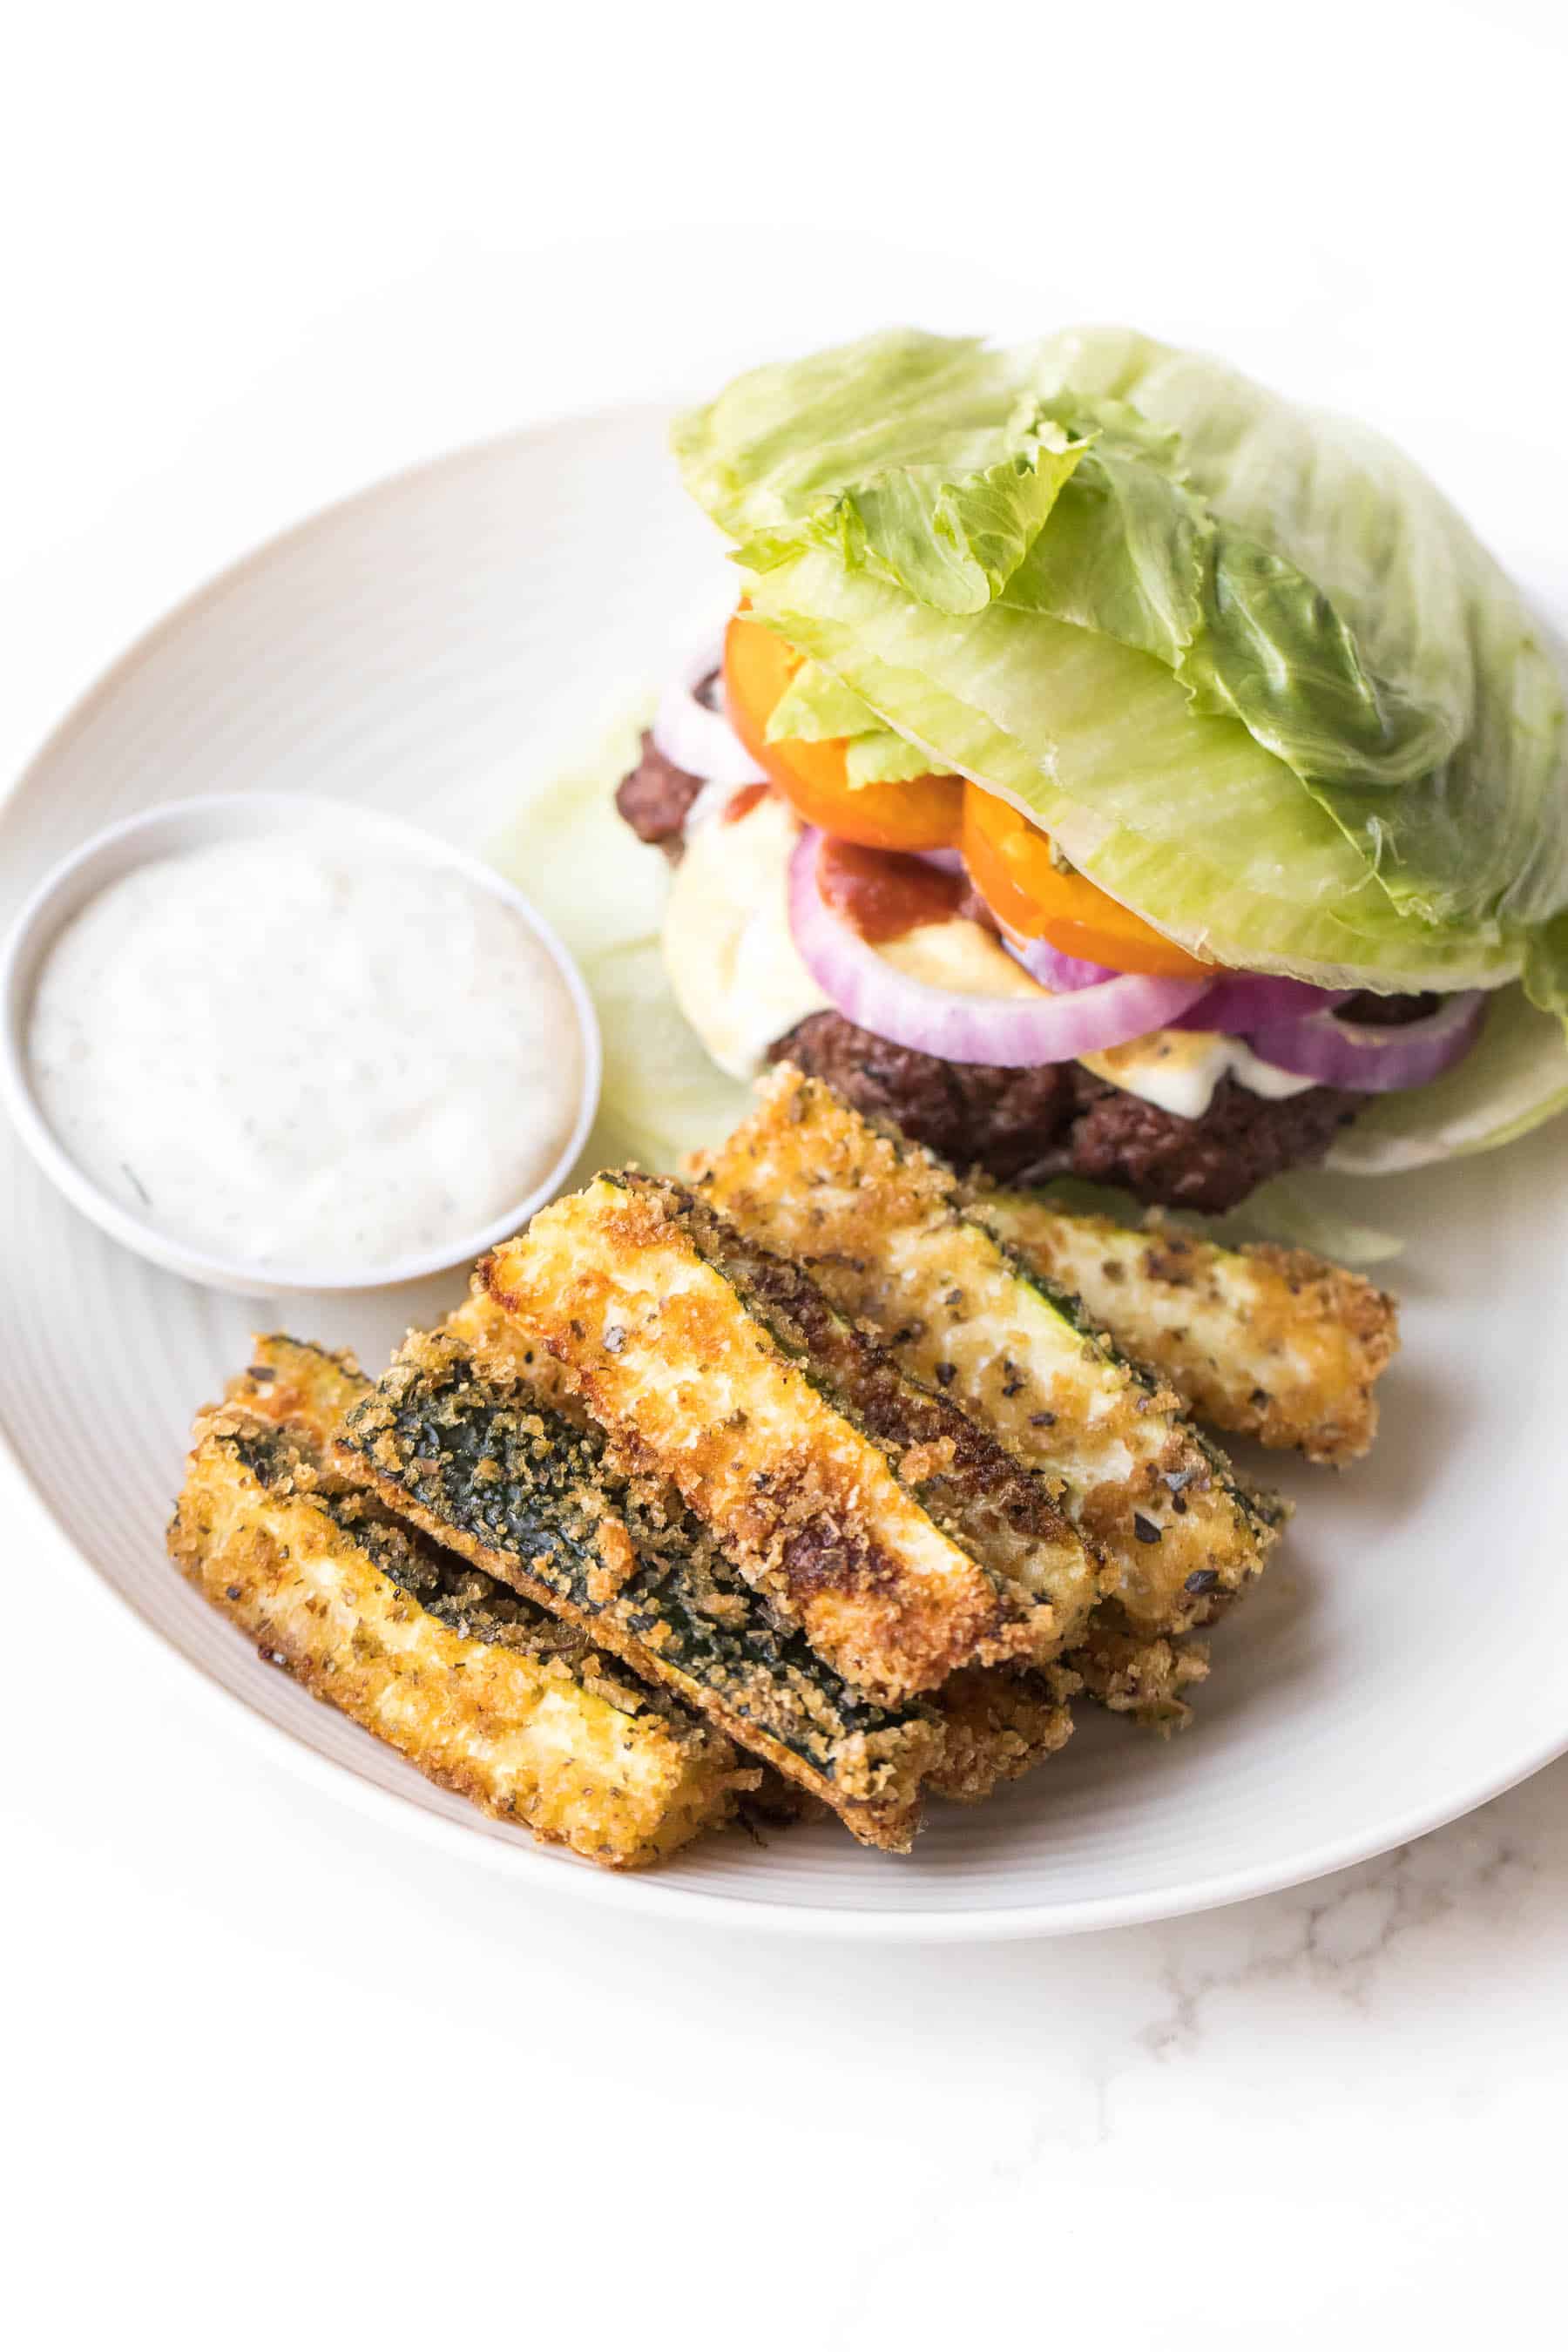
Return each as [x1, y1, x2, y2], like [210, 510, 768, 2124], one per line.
[27, 838, 585, 1273]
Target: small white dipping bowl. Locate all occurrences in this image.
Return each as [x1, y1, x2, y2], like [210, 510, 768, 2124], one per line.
[0, 794, 603, 1294]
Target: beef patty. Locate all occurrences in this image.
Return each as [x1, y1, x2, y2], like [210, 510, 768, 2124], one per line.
[615, 733, 703, 860]
[771, 1012, 1357, 1212]
[612, 745, 1361, 1210]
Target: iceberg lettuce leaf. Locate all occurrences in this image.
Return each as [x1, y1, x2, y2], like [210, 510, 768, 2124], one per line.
[1034, 1173, 1407, 1267]
[748, 563, 1521, 989]
[1027, 330, 1568, 939]
[766, 658, 952, 787]
[764, 659, 881, 744]
[739, 415, 1086, 616]
[842, 730, 942, 787]
[674, 328, 1045, 541]
[676, 328, 1568, 1008]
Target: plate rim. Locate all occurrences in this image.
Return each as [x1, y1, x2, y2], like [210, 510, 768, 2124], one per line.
[5, 407, 1565, 1942]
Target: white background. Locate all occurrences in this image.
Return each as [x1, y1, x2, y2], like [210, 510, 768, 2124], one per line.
[5, 4, 1567, 2346]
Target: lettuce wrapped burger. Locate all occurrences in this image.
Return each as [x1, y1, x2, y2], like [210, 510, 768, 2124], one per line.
[615, 328, 1568, 1209]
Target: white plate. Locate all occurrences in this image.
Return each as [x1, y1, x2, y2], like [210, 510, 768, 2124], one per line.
[3, 404, 1565, 1941]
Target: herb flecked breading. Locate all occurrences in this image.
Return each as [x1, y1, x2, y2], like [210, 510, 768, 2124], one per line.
[479, 1171, 1064, 1703]
[619, 1169, 1106, 1640]
[168, 1338, 750, 1869]
[451, 1281, 1090, 1802]
[695, 1067, 1285, 1649]
[167, 1042, 1382, 1868]
[1068, 1622, 1211, 1734]
[335, 1328, 941, 1849]
[978, 1193, 1399, 1464]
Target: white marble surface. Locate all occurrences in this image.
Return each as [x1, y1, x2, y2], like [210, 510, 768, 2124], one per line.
[6, 7, 1566, 2342]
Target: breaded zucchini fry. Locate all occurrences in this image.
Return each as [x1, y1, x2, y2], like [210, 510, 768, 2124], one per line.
[923, 1665, 1078, 1801]
[698, 1070, 1284, 1646]
[338, 1330, 940, 1849]
[442, 1288, 582, 1412]
[480, 1172, 1062, 1702]
[227, 1332, 368, 1441]
[980, 1196, 1398, 1464]
[467, 1211, 1101, 1645]
[450, 1273, 1079, 1802]
[170, 1342, 748, 1869]
[639, 1173, 1102, 1632]
[1069, 1623, 1210, 1734]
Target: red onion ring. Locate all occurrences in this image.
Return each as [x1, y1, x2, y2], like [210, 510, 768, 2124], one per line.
[1245, 991, 1487, 1092]
[1004, 937, 1355, 1030]
[651, 643, 767, 788]
[787, 828, 1211, 1066]
[1172, 975, 1352, 1031]
[1001, 930, 1122, 993]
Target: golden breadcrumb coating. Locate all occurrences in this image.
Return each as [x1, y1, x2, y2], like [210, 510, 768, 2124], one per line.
[481, 1172, 1053, 1702]
[696, 1067, 1285, 1650]
[169, 1341, 749, 1869]
[338, 1328, 941, 1849]
[979, 1196, 1398, 1465]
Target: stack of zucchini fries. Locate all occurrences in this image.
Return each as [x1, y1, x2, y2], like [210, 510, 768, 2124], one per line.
[170, 1068, 1397, 1871]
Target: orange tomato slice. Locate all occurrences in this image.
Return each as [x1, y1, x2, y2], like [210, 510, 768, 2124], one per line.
[961, 782, 1214, 980]
[722, 610, 963, 853]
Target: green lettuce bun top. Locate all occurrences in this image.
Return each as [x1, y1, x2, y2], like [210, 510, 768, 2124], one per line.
[674, 328, 1568, 1013]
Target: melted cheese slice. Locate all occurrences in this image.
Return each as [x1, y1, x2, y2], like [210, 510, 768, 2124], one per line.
[1079, 1029, 1313, 1119]
[664, 794, 830, 1080]
[663, 795, 1311, 1117]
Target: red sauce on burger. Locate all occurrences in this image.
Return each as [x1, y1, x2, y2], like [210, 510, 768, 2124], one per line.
[817, 838, 969, 943]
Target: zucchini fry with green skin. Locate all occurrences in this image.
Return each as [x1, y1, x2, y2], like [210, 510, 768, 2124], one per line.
[979, 1196, 1398, 1465]
[338, 1330, 940, 1848]
[450, 1274, 1082, 1801]
[462, 1230, 1099, 1640]
[632, 1172, 1103, 1640]
[170, 1340, 750, 1870]
[481, 1173, 1062, 1703]
[697, 1069, 1284, 1648]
